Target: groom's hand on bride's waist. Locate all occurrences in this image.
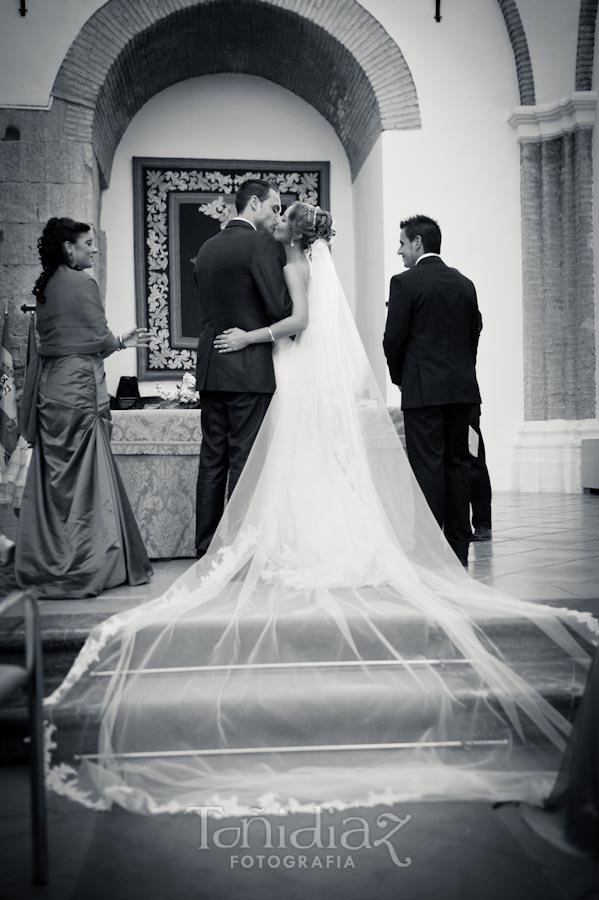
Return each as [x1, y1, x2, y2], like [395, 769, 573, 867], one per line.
[213, 328, 250, 353]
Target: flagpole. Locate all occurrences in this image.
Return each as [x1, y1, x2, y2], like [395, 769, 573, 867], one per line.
[0, 303, 18, 463]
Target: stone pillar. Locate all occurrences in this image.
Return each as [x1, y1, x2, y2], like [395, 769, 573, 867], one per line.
[509, 92, 599, 491]
[0, 99, 100, 389]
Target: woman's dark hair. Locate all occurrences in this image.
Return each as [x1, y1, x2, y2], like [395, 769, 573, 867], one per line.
[235, 179, 277, 214]
[286, 202, 335, 250]
[32, 217, 90, 302]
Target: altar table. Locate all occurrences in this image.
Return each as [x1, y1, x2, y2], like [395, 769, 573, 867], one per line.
[112, 409, 202, 559]
[111, 407, 405, 559]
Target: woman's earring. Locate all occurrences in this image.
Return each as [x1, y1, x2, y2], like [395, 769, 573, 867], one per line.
[290, 239, 294, 247]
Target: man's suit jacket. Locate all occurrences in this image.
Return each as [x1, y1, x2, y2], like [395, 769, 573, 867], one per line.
[194, 220, 292, 393]
[383, 256, 482, 410]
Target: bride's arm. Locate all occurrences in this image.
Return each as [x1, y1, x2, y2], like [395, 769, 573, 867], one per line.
[214, 264, 309, 353]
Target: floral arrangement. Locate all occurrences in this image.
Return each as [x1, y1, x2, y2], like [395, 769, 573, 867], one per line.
[155, 372, 199, 407]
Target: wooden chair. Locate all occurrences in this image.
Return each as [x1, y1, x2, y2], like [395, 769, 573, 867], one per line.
[0, 590, 48, 884]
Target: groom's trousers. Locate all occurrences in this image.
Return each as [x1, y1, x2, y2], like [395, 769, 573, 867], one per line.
[195, 390, 271, 555]
[403, 402, 473, 564]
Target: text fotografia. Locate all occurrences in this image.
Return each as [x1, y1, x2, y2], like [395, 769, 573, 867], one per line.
[185, 806, 413, 869]
[230, 853, 354, 870]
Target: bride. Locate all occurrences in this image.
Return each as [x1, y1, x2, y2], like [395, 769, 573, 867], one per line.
[46, 202, 596, 816]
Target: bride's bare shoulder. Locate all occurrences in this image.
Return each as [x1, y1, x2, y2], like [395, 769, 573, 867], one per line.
[284, 255, 310, 287]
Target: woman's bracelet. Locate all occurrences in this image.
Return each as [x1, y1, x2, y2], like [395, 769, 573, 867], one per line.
[268, 327, 275, 343]
[117, 334, 126, 350]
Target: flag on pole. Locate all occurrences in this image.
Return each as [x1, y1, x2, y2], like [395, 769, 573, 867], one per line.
[0, 307, 18, 461]
[19, 311, 40, 444]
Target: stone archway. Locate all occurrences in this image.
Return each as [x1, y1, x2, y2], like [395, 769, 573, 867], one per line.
[496, 0, 536, 104]
[575, 0, 598, 90]
[52, 0, 421, 186]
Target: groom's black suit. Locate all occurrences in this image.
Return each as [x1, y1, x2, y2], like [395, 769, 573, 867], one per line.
[383, 255, 481, 563]
[194, 219, 292, 554]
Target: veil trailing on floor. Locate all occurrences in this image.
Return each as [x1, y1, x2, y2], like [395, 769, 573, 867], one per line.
[46, 241, 596, 815]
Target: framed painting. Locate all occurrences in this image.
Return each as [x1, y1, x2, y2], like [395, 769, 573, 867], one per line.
[133, 157, 330, 380]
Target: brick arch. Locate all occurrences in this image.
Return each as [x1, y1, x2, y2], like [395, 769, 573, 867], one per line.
[52, 0, 421, 184]
[575, 0, 598, 90]
[496, 0, 536, 105]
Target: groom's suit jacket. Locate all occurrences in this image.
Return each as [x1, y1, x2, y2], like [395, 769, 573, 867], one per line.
[383, 256, 482, 410]
[194, 220, 292, 393]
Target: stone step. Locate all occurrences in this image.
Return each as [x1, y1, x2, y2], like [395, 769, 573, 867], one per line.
[45, 657, 585, 764]
[1, 605, 591, 762]
[1, 598, 586, 676]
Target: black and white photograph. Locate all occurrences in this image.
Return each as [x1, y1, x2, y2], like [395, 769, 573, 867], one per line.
[0, 1, 597, 898]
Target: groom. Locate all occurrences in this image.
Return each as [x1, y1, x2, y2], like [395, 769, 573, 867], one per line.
[193, 179, 292, 558]
[383, 215, 481, 566]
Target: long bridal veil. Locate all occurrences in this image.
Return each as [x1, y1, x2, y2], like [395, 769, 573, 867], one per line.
[46, 241, 596, 815]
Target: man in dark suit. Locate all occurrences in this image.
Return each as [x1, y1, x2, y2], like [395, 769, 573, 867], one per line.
[193, 179, 292, 557]
[383, 215, 481, 565]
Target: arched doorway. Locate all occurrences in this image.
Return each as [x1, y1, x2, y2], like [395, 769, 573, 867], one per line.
[50, 0, 421, 388]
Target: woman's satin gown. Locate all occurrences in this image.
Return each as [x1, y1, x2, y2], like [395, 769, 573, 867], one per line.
[16, 354, 152, 598]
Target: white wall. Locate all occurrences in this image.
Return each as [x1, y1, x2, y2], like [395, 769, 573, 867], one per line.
[0, 0, 104, 106]
[100, 74, 354, 397]
[353, 138, 386, 393]
[517, 0, 580, 102]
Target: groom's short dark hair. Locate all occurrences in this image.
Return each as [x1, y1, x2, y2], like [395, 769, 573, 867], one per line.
[235, 179, 277, 214]
[400, 215, 442, 254]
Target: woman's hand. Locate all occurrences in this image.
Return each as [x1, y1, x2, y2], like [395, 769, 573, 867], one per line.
[213, 328, 250, 353]
[121, 327, 151, 348]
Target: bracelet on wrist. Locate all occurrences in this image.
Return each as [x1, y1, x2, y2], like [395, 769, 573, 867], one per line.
[118, 335, 126, 350]
[268, 327, 275, 343]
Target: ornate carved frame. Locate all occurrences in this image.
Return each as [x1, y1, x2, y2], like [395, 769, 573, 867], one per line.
[133, 157, 330, 380]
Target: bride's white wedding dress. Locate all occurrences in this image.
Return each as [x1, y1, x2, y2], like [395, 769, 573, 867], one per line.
[46, 241, 596, 815]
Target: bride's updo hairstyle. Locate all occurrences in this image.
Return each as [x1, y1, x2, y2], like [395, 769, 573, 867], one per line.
[286, 202, 335, 250]
[33, 217, 90, 302]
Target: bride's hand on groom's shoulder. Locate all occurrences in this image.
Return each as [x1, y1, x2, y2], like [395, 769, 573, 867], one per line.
[214, 327, 250, 353]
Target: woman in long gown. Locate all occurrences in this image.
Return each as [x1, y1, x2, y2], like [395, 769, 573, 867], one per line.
[16, 217, 153, 599]
[45, 205, 596, 815]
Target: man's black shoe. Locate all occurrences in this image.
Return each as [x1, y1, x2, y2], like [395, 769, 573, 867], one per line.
[471, 527, 492, 542]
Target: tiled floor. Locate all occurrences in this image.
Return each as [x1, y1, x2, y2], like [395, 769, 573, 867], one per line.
[22, 491, 598, 623]
[468, 493, 598, 612]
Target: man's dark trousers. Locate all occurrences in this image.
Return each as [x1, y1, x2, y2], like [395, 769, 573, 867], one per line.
[403, 403, 473, 563]
[469, 404, 492, 531]
[195, 390, 271, 555]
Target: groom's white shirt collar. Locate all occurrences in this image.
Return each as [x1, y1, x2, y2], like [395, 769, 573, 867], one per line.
[415, 253, 441, 265]
[230, 216, 257, 230]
